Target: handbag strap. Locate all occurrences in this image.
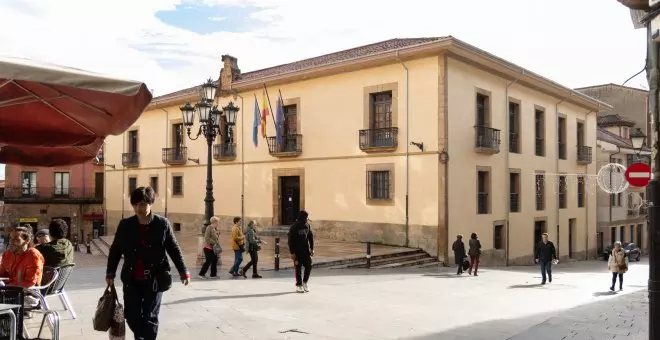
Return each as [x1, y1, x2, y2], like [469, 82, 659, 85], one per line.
[108, 283, 119, 303]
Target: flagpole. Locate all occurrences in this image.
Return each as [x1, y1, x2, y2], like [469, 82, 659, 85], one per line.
[263, 83, 278, 132]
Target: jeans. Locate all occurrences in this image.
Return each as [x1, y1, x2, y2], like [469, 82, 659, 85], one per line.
[243, 250, 259, 275]
[230, 249, 244, 274]
[199, 247, 218, 277]
[540, 260, 552, 283]
[295, 255, 312, 286]
[123, 280, 164, 340]
[468, 255, 480, 274]
[611, 272, 624, 289]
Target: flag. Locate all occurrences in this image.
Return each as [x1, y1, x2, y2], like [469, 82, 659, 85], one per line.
[275, 93, 284, 146]
[261, 90, 269, 138]
[252, 97, 260, 147]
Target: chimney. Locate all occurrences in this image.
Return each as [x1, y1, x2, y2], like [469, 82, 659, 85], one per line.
[219, 54, 241, 92]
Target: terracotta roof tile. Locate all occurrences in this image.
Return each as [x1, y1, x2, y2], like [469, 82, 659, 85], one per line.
[597, 114, 636, 127]
[598, 127, 632, 148]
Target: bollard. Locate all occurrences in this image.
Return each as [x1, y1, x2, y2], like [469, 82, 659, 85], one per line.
[86, 241, 92, 254]
[366, 242, 371, 269]
[275, 237, 280, 271]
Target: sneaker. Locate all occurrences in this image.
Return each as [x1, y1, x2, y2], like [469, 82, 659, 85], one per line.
[252, 274, 263, 279]
[549, 277, 552, 283]
[198, 275, 207, 280]
[241, 268, 247, 278]
[302, 283, 309, 292]
[296, 285, 305, 293]
[610, 286, 615, 291]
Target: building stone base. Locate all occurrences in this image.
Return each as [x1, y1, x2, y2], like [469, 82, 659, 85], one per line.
[4, 203, 103, 240]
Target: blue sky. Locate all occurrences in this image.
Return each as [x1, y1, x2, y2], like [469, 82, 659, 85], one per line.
[0, 0, 649, 176]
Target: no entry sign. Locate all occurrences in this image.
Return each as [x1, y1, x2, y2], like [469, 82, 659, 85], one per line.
[625, 162, 652, 187]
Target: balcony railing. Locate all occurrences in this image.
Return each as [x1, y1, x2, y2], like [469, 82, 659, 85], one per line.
[474, 126, 500, 154]
[122, 152, 139, 167]
[267, 134, 303, 156]
[535, 137, 545, 156]
[509, 133, 519, 153]
[213, 143, 236, 161]
[558, 142, 566, 160]
[2, 187, 103, 204]
[510, 193, 519, 212]
[359, 127, 398, 151]
[162, 147, 187, 165]
[477, 192, 488, 214]
[577, 145, 592, 165]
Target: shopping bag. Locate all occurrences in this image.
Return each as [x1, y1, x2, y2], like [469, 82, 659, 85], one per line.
[109, 296, 126, 339]
[93, 284, 117, 332]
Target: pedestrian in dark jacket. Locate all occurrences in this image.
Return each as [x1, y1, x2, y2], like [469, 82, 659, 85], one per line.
[36, 218, 74, 268]
[452, 235, 466, 275]
[106, 187, 190, 340]
[467, 233, 481, 276]
[241, 220, 267, 279]
[534, 233, 557, 285]
[288, 210, 314, 293]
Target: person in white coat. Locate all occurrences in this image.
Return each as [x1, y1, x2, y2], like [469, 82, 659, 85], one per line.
[608, 241, 629, 291]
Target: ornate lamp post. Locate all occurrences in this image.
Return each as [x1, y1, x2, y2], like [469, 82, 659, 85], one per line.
[630, 127, 647, 154]
[180, 78, 240, 232]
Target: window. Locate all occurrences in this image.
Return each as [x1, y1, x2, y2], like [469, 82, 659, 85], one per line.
[371, 92, 392, 129]
[366, 170, 390, 200]
[173, 223, 181, 232]
[558, 117, 566, 160]
[611, 227, 617, 244]
[630, 225, 635, 244]
[621, 126, 629, 139]
[172, 176, 184, 196]
[21, 171, 37, 196]
[509, 172, 520, 212]
[476, 93, 489, 126]
[54, 172, 70, 196]
[494, 224, 504, 250]
[535, 174, 545, 210]
[619, 226, 625, 243]
[577, 121, 585, 147]
[508, 102, 520, 153]
[477, 170, 490, 214]
[149, 176, 158, 194]
[617, 192, 622, 207]
[172, 123, 184, 148]
[534, 109, 545, 156]
[128, 130, 138, 153]
[128, 177, 137, 193]
[283, 105, 298, 136]
[558, 175, 567, 209]
[577, 176, 585, 208]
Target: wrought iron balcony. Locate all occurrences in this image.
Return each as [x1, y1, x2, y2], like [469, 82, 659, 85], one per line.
[162, 147, 187, 165]
[213, 143, 236, 161]
[2, 186, 103, 204]
[477, 192, 488, 214]
[577, 145, 592, 165]
[474, 126, 500, 154]
[122, 152, 139, 167]
[267, 134, 302, 157]
[359, 127, 399, 151]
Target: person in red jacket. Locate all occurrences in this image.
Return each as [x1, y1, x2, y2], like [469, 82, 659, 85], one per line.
[0, 226, 44, 289]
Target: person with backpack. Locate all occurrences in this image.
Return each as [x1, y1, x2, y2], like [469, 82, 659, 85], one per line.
[288, 211, 314, 293]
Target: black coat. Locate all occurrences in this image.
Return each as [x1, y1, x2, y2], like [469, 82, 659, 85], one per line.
[535, 241, 557, 263]
[106, 214, 188, 284]
[288, 221, 314, 258]
[452, 240, 466, 265]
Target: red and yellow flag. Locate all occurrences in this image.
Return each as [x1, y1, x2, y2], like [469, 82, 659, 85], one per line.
[261, 90, 269, 137]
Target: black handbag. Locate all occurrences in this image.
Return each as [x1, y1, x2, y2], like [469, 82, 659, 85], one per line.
[153, 270, 172, 292]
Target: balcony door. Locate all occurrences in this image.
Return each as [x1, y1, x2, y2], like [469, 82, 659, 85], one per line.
[172, 123, 184, 161]
[370, 92, 393, 146]
[54, 172, 70, 196]
[21, 172, 37, 196]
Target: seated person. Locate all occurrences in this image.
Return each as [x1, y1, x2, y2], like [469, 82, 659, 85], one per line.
[0, 227, 44, 306]
[34, 229, 50, 246]
[36, 219, 74, 268]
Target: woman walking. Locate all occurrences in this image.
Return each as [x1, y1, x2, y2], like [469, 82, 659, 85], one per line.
[452, 234, 466, 275]
[608, 241, 629, 291]
[229, 217, 245, 277]
[199, 216, 221, 279]
[242, 221, 266, 279]
[467, 233, 482, 276]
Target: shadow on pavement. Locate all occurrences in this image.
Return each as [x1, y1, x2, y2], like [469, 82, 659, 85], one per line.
[421, 273, 469, 279]
[163, 291, 296, 305]
[508, 283, 544, 289]
[593, 291, 617, 297]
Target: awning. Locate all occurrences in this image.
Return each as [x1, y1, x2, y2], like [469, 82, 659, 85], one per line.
[0, 56, 152, 166]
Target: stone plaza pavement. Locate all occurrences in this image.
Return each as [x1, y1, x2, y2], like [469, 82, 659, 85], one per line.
[27, 253, 651, 339]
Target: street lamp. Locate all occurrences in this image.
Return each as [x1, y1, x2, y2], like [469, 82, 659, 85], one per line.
[180, 78, 240, 231]
[630, 127, 647, 154]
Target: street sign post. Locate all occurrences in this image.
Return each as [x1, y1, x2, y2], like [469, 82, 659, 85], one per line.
[625, 162, 652, 187]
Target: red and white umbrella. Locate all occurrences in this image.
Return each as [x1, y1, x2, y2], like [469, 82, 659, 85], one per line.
[0, 56, 152, 166]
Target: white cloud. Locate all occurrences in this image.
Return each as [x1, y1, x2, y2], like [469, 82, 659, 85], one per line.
[0, 0, 648, 98]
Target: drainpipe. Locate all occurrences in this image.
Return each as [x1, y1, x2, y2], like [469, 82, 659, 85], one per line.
[504, 71, 522, 266]
[160, 108, 170, 217]
[555, 99, 564, 258]
[396, 51, 410, 247]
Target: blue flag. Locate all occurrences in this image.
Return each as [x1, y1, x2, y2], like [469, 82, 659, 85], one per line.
[275, 93, 284, 146]
[253, 97, 260, 147]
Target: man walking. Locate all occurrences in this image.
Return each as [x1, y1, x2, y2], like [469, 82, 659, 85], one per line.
[534, 233, 557, 285]
[106, 186, 190, 340]
[288, 210, 314, 293]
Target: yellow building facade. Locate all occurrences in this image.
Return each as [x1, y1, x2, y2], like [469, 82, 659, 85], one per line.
[104, 37, 608, 265]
